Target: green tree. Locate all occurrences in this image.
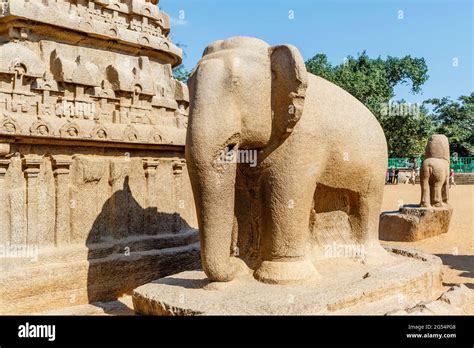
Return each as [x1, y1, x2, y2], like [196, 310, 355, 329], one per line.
[380, 104, 435, 157]
[425, 94, 474, 156]
[173, 64, 191, 82]
[305, 52, 433, 157]
[173, 42, 191, 82]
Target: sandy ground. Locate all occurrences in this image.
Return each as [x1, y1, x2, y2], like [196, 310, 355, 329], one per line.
[381, 183, 474, 313]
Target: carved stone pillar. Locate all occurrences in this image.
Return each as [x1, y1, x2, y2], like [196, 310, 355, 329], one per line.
[172, 158, 186, 233]
[52, 155, 73, 245]
[22, 154, 42, 245]
[143, 158, 160, 234]
[0, 156, 10, 244]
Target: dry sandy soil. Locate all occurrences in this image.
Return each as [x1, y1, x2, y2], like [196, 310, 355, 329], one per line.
[381, 183, 474, 314]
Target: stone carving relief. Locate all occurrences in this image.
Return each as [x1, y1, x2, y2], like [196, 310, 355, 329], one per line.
[0, 0, 198, 314]
[0, 0, 189, 145]
[4, 1, 175, 48]
[0, 115, 20, 134]
[29, 119, 52, 136]
[59, 121, 83, 138]
[91, 124, 108, 140]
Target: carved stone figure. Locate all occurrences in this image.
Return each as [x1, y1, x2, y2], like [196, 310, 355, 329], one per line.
[379, 134, 453, 242]
[420, 134, 450, 207]
[133, 38, 445, 316]
[185, 37, 390, 285]
[2, 122, 16, 133]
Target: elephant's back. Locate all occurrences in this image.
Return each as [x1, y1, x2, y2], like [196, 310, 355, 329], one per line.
[302, 74, 388, 188]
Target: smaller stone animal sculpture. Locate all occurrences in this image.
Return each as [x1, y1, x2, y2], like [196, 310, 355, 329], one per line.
[420, 134, 450, 207]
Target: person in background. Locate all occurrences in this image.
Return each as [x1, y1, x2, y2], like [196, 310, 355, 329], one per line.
[394, 169, 399, 185]
[449, 169, 456, 187]
[389, 167, 394, 184]
[386, 169, 390, 183]
[409, 169, 416, 185]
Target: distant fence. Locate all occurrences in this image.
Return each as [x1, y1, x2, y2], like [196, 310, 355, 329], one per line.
[388, 157, 474, 173]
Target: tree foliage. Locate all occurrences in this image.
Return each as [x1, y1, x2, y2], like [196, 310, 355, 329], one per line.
[306, 51, 428, 118]
[380, 104, 434, 157]
[305, 52, 473, 157]
[425, 94, 474, 156]
[173, 64, 191, 82]
[172, 42, 192, 82]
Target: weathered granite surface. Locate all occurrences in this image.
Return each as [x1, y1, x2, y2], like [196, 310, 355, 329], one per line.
[0, 0, 198, 314]
[185, 36, 390, 285]
[379, 205, 453, 242]
[0, 0, 189, 145]
[132, 247, 444, 315]
[379, 135, 454, 242]
[420, 135, 451, 207]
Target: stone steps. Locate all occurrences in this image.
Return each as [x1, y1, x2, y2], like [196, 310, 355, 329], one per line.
[0, 231, 201, 314]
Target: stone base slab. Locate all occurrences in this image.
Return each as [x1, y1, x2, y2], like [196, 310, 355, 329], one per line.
[132, 247, 443, 315]
[0, 231, 200, 315]
[388, 284, 472, 315]
[379, 205, 453, 242]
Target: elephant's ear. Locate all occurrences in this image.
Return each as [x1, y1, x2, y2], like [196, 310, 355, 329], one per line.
[270, 45, 308, 138]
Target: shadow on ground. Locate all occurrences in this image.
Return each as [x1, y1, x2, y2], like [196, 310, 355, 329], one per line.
[437, 253, 474, 289]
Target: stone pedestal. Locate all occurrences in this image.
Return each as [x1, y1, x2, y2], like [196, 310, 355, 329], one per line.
[132, 247, 443, 315]
[379, 204, 453, 242]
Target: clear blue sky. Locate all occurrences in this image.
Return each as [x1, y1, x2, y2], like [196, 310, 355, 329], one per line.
[162, 0, 473, 103]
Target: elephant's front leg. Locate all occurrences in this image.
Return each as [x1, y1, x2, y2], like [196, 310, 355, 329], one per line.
[254, 160, 318, 284]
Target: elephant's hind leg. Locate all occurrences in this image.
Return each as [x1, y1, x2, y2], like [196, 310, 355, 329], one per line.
[420, 165, 431, 207]
[351, 179, 392, 264]
[432, 181, 444, 207]
[442, 177, 449, 204]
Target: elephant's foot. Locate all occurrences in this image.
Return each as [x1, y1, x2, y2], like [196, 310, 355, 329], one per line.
[253, 257, 318, 285]
[203, 258, 251, 291]
[420, 202, 431, 208]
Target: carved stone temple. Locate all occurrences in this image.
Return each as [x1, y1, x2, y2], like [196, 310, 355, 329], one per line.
[0, 0, 199, 314]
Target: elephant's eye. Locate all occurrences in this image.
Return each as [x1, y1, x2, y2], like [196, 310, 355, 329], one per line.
[225, 144, 237, 161]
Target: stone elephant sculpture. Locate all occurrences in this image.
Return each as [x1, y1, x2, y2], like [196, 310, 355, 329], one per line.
[186, 37, 389, 285]
[420, 134, 450, 207]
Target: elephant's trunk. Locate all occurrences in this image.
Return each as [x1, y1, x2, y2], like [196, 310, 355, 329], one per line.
[186, 58, 243, 281]
[186, 138, 240, 282]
